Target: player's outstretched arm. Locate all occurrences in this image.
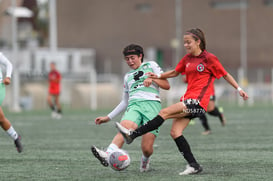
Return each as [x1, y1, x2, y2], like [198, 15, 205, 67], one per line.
[147, 69, 180, 79]
[95, 116, 111, 125]
[143, 77, 170, 90]
[152, 78, 170, 90]
[223, 73, 249, 100]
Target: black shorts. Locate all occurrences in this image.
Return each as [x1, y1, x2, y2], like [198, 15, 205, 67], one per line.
[183, 99, 206, 119]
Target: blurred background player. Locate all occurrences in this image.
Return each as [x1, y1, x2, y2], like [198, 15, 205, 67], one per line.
[91, 44, 170, 172]
[47, 62, 62, 119]
[0, 52, 23, 153]
[183, 76, 226, 135]
[198, 84, 226, 135]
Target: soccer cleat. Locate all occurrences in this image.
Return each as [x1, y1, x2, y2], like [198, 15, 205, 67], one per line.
[14, 135, 23, 153]
[115, 122, 133, 144]
[179, 164, 203, 175]
[55, 113, 62, 119]
[140, 157, 150, 172]
[51, 111, 57, 119]
[91, 145, 109, 167]
[202, 130, 212, 135]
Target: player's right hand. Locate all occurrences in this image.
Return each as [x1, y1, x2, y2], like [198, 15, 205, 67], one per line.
[95, 116, 110, 125]
[3, 77, 11, 85]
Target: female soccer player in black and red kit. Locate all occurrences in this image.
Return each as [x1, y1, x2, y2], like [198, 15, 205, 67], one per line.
[116, 28, 248, 175]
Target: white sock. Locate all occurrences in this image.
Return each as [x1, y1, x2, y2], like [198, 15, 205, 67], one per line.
[142, 155, 150, 162]
[106, 143, 119, 154]
[6, 126, 18, 140]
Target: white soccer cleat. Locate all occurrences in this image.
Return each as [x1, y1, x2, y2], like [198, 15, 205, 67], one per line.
[91, 145, 109, 167]
[140, 157, 150, 172]
[179, 164, 203, 175]
[202, 130, 212, 135]
[55, 113, 62, 119]
[51, 111, 57, 119]
[115, 122, 133, 144]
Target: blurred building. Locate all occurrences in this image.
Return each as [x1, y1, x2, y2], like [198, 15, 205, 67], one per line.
[55, 0, 273, 80]
[1, 0, 273, 80]
[1, 0, 273, 110]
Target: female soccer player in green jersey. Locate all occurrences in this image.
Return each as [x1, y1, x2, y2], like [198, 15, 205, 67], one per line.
[0, 52, 23, 153]
[91, 44, 170, 172]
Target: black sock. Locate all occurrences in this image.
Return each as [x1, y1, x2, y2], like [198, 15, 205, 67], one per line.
[208, 107, 223, 123]
[57, 109, 62, 114]
[199, 114, 210, 131]
[131, 115, 164, 139]
[174, 135, 199, 167]
[50, 105, 55, 111]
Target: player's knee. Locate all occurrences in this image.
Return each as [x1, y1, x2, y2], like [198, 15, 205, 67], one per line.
[141, 146, 153, 157]
[159, 109, 170, 119]
[170, 129, 181, 139]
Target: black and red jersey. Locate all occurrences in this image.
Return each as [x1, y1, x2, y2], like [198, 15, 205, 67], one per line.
[175, 50, 227, 110]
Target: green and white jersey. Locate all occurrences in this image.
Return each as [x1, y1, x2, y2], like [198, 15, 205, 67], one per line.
[123, 61, 163, 103]
[0, 52, 13, 83]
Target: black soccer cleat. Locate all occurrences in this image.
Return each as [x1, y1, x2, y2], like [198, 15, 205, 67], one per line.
[115, 122, 134, 144]
[14, 135, 23, 153]
[91, 145, 109, 167]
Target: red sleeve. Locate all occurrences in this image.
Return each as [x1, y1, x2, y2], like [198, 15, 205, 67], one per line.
[207, 54, 227, 79]
[175, 56, 187, 74]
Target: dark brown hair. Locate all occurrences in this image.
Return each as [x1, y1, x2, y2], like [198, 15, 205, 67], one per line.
[123, 44, 144, 62]
[185, 28, 206, 51]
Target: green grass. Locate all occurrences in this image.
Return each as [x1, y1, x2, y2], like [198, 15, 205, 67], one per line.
[0, 104, 273, 181]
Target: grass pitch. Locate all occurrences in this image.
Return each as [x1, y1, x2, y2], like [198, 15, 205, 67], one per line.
[0, 104, 273, 181]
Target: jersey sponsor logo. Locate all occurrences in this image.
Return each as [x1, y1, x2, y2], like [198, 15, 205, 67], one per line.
[133, 83, 144, 89]
[133, 71, 144, 81]
[196, 63, 204, 72]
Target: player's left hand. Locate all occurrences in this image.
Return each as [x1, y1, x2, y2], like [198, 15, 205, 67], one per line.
[239, 90, 249, 100]
[143, 78, 153, 87]
[3, 77, 11, 85]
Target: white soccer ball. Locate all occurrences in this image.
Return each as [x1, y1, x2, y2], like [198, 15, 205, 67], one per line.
[108, 149, 131, 171]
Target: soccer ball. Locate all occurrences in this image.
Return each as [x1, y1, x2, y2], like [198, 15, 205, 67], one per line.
[108, 149, 131, 171]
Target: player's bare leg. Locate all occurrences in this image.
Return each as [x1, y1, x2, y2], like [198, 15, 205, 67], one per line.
[53, 95, 62, 119]
[140, 133, 155, 172]
[0, 107, 22, 153]
[170, 118, 202, 175]
[47, 94, 57, 118]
